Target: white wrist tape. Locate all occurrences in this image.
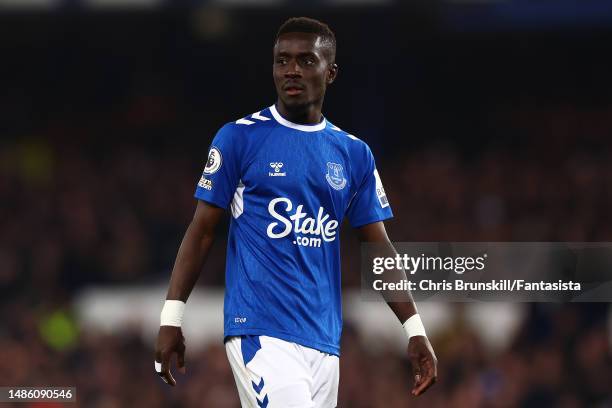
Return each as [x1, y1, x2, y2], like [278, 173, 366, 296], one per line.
[160, 300, 186, 327]
[402, 314, 427, 339]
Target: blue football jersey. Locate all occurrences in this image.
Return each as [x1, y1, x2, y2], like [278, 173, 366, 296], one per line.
[194, 105, 393, 356]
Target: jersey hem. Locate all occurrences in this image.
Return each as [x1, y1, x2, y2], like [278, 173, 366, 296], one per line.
[224, 328, 340, 357]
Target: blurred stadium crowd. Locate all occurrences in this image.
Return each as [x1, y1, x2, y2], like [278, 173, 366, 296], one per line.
[1, 6, 612, 408]
[1, 103, 611, 407]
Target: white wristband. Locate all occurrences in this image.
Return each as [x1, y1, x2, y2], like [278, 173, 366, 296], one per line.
[160, 300, 186, 327]
[402, 314, 427, 339]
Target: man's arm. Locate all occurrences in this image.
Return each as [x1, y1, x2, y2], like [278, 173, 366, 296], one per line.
[356, 221, 438, 397]
[155, 200, 225, 386]
[166, 200, 225, 301]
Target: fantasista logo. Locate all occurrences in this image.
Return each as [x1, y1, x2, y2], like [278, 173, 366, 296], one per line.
[266, 197, 339, 248]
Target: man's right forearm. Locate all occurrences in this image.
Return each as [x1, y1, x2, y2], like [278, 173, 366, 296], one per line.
[166, 201, 223, 302]
[166, 216, 216, 301]
[166, 222, 214, 302]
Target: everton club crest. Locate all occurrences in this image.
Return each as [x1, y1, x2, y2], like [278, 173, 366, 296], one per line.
[326, 162, 347, 190]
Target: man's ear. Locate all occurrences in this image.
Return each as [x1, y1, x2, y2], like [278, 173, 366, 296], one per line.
[327, 63, 339, 85]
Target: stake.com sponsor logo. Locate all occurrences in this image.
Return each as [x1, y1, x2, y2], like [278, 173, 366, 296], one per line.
[266, 197, 339, 248]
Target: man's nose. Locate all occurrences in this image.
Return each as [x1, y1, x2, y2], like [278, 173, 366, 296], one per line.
[284, 61, 302, 77]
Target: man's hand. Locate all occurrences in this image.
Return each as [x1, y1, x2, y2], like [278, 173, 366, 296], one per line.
[155, 326, 186, 386]
[407, 336, 437, 396]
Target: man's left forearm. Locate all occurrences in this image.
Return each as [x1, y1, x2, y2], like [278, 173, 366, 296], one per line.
[356, 222, 419, 323]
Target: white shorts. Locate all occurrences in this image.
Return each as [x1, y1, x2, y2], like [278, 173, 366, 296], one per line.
[225, 335, 339, 408]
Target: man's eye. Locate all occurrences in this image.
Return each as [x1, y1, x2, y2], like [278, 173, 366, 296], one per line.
[276, 58, 287, 65]
[304, 58, 315, 65]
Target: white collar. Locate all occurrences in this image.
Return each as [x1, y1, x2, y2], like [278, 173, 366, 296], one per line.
[269, 104, 327, 132]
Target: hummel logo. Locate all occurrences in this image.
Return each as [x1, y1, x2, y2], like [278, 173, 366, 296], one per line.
[252, 378, 268, 408]
[269, 162, 286, 177]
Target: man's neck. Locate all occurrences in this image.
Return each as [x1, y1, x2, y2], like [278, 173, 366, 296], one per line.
[275, 100, 323, 125]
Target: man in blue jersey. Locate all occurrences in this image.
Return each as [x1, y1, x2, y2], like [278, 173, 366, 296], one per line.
[155, 17, 437, 407]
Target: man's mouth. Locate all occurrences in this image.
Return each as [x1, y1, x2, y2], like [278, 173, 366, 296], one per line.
[284, 83, 304, 96]
[285, 88, 303, 96]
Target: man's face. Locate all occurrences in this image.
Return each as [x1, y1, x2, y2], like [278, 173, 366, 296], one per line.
[273, 32, 337, 110]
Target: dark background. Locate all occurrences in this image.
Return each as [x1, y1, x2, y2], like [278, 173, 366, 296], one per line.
[1, 3, 611, 407]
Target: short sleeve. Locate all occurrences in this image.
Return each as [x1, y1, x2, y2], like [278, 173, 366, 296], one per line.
[194, 124, 242, 209]
[345, 145, 393, 228]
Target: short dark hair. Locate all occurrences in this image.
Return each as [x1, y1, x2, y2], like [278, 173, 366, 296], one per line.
[276, 17, 336, 62]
